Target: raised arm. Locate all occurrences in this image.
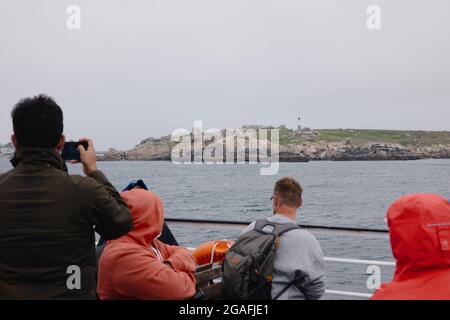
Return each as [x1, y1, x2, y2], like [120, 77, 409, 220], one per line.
[74, 138, 133, 239]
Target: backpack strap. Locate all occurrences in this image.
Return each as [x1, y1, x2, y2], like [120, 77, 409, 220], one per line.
[273, 222, 301, 236]
[254, 219, 300, 237]
[253, 220, 304, 300]
[272, 269, 309, 300]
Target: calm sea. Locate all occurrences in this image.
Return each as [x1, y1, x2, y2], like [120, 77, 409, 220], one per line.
[1, 158, 449, 299]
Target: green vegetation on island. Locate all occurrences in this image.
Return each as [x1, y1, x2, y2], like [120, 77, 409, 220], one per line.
[278, 128, 450, 146]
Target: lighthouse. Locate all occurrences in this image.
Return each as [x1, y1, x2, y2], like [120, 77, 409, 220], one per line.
[297, 117, 302, 133]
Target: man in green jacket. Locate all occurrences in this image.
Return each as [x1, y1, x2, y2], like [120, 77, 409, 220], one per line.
[0, 94, 133, 299]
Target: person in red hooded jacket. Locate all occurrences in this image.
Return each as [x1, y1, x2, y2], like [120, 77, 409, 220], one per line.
[97, 189, 197, 300]
[371, 193, 450, 300]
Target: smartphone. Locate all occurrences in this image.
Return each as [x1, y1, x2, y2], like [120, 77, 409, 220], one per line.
[61, 141, 89, 162]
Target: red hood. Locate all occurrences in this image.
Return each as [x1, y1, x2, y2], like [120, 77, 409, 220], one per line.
[118, 189, 164, 247]
[387, 193, 450, 279]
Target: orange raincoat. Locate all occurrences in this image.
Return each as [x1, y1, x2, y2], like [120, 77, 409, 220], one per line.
[97, 189, 196, 300]
[372, 194, 450, 300]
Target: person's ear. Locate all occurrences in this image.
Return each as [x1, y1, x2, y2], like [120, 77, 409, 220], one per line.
[273, 196, 280, 209]
[297, 197, 303, 209]
[11, 134, 19, 149]
[272, 197, 277, 214]
[56, 135, 65, 151]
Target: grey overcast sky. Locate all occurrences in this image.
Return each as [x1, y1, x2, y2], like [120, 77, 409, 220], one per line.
[1, 0, 449, 150]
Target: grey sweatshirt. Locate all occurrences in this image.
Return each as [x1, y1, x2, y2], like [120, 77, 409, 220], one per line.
[240, 214, 326, 300]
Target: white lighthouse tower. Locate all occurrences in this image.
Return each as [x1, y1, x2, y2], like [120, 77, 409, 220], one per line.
[297, 117, 302, 133]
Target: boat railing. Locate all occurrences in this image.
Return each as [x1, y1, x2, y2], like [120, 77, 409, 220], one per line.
[166, 218, 395, 299]
[321, 257, 395, 298]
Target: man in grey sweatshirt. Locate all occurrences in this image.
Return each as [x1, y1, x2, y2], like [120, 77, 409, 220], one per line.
[240, 177, 326, 300]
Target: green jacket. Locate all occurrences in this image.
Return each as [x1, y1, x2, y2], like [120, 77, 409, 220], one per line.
[0, 148, 133, 299]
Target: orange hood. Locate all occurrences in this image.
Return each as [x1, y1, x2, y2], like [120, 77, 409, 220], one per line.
[98, 189, 197, 300]
[387, 193, 450, 279]
[119, 189, 164, 247]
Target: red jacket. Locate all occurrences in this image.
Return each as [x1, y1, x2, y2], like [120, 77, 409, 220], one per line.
[97, 189, 196, 300]
[372, 194, 450, 300]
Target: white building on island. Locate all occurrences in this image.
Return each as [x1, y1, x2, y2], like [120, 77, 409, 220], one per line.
[296, 117, 318, 137]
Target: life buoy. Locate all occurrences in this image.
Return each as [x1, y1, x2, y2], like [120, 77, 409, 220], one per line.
[192, 240, 234, 265]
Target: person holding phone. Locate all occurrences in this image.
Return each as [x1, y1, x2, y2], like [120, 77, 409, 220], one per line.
[0, 94, 133, 299]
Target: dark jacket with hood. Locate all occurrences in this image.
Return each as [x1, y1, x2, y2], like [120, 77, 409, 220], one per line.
[0, 148, 133, 299]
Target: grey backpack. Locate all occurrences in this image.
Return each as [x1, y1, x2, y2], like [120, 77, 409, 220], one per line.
[222, 219, 305, 300]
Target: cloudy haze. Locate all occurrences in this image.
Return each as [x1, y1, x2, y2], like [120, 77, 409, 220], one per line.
[1, 0, 449, 150]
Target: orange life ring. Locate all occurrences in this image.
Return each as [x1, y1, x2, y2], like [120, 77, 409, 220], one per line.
[192, 239, 234, 265]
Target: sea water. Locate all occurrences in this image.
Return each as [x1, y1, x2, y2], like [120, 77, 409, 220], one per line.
[1, 158, 449, 298]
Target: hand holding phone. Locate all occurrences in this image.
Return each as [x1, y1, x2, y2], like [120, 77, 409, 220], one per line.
[62, 141, 88, 162]
[62, 138, 97, 175]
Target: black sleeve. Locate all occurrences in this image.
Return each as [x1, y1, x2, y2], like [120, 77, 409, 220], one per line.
[158, 222, 179, 246]
[81, 170, 134, 240]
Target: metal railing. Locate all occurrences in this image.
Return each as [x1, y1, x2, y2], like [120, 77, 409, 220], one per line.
[324, 256, 395, 267]
[167, 217, 395, 299]
[165, 217, 390, 238]
[322, 257, 395, 299]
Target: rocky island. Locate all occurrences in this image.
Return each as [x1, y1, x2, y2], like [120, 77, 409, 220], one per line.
[0, 143, 14, 157]
[100, 127, 450, 162]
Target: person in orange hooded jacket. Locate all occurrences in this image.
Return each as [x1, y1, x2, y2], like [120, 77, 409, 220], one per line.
[97, 189, 197, 300]
[371, 193, 450, 300]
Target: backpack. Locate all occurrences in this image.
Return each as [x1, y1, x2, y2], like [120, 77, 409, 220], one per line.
[222, 219, 305, 300]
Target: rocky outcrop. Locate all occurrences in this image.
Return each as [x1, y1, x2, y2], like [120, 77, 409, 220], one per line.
[101, 148, 128, 161]
[280, 142, 450, 161]
[100, 136, 450, 162]
[126, 136, 172, 160]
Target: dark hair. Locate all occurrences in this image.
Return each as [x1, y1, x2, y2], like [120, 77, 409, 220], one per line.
[274, 177, 303, 207]
[11, 94, 63, 148]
